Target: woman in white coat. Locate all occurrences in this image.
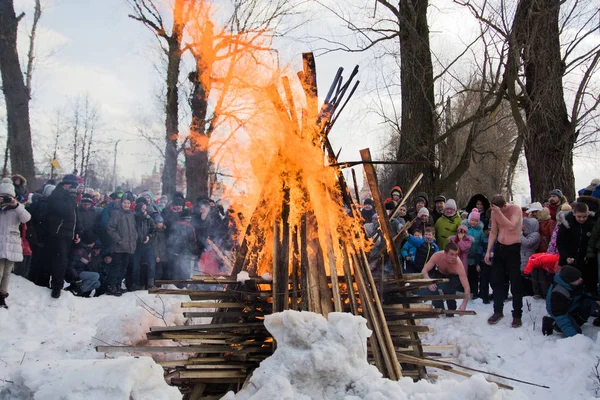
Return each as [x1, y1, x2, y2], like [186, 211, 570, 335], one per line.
[0, 177, 31, 308]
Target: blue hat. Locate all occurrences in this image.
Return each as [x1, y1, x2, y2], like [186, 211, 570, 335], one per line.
[61, 174, 79, 186]
[154, 215, 164, 223]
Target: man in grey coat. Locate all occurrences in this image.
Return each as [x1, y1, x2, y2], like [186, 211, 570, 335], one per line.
[106, 192, 137, 296]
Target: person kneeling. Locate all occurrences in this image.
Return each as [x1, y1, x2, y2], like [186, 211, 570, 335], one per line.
[65, 232, 101, 297]
[543, 265, 600, 336]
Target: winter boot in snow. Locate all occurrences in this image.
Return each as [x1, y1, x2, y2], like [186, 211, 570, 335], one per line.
[542, 316, 554, 335]
[65, 281, 82, 295]
[106, 285, 122, 297]
[147, 280, 156, 290]
[0, 292, 8, 309]
[487, 313, 504, 325]
[130, 284, 144, 291]
[593, 317, 600, 327]
[51, 286, 62, 299]
[511, 317, 522, 328]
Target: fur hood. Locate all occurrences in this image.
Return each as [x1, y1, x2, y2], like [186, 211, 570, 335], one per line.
[11, 174, 26, 186]
[537, 207, 551, 221]
[558, 210, 596, 229]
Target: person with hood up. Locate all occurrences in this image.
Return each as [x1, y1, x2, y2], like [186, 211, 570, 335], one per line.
[11, 174, 27, 203]
[361, 198, 376, 223]
[390, 186, 403, 206]
[557, 202, 597, 294]
[131, 202, 156, 290]
[45, 174, 79, 298]
[409, 207, 435, 236]
[547, 189, 566, 220]
[543, 266, 600, 336]
[435, 199, 462, 251]
[136, 191, 160, 219]
[464, 194, 490, 229]
[0, 178, 31, 308]
[106, 192, 137, 295]
[98, 190, 123, 250]
[162, 196, 185, 236]
[520, 217, 540, 272]
[462, 209, 485, 297]
[534, 207, 555, 253]
[448, 224, 474, 274]
[152, 215, 168, 281]
[431, 195, 446, 223]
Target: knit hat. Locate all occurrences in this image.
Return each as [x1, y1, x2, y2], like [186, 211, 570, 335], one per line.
[560, 265, 582, 284]
[43, 185, 56, 197]
[121, 192, 135, 202]
[457, 224, 468, 234]
[173, 197, 185, 206]
[384, 199, 395, 211]
[468, 208, 480, 221]
[180, 209, 192, 219]
[434, 195, 446, 203]
[136, 196, 148, 205]
[415, 196, 426, 205]
[364, 198, 375, 206]
[417, 207, 429, 217]
[461, 211, 469, 219]
[81, 193, 94, 204]
[445, 199, 457, 211]
[61, 174, 79, 187]
[154, 215, 164, 223]
[0, 177, 15, 196]
[526, 202, 543, 214]
[550, 189, 563, 199]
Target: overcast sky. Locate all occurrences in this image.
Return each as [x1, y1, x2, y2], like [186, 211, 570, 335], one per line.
[4, 0, 599, 204]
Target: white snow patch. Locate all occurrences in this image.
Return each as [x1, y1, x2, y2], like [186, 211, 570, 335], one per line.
[0, 276, 183, 399]
[224, 310, 523, 400]
[237, 271, 250, 284]
[261, 273, 273, 282]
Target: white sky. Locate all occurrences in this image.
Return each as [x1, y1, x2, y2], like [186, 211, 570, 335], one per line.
[4, 0, 599, 204]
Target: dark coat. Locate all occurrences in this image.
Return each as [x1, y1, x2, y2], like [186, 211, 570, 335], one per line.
[66, 243, 92, 282]
[587, 217, 600, 259]
[134, 212, 156, 245]
[161, 208, 181, 236]
[107, 208, 137, 254]
[408, 216, 435, 236]
[45, 184, 77, 240]
[167, 220, 197, 257]
[556, 211, 596, 269]
[546, 274, 585, 337]
[406, 234, 439, 271]
[464, 194, 490, 229]
[152, 227, 168, 261]
[28, 197, 51, 242]
[76, 205, 98, 236]
[192, 209, 226, 252]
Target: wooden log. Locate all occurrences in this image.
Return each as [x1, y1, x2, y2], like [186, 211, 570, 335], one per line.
[360, 148, 402, 280]
[180, 302, 248, 309]
[149, 289, 271, 298]
[182, 312, 263, 318]
[185, 364, 252, 370]
[179, 370, 247, 379]
[290, 225, 300, 311]
[341, 242, 358, 315]
[324, 224, 343, 312]
[149, 322, 264, 333]
[97, 345, 234, 353]
[299, 214, 309, 311]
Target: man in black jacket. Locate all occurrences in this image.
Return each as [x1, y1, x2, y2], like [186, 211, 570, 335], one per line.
[45, 174, 79, 298]
[557, 202, 597, 294]
[76, 193, 97, 237]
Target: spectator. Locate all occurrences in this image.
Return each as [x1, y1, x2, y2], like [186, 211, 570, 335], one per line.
[548, 204, 571, 255]
[408, 193, 429, 220]
[162, 197, 185, 236]
[27, 184, 55, 287]
[132, 202, 156, 290]
[98, 191, 123, 250]
[361, 198, 376, 223]
[536, 207, 556, 253]
[409, 207, 435, 236]
[462, 209, 485, 299]
[448, 224, 474, 275]
[65, 231, 101, 297]
[465, 194, 491, 229]
[557, 202, 597, 294]
[578, 178, 600, 197]
[45, 174, 79, 299]
[520, 218, 540, 272]
[0, 178, 31, 308]
[106, 192, 137, 296]
[167, 209, 198, 282]
[435, 199, 461, 250]
[547, 189, 566, 220]
[13, 222, 32, 279]
[431, 195, 446, 223]
[543, 266, 600, 336]
[587, 212, 600, 297]
[479, 227, 493, 304]
[152, 215, 168, 282]
[11, 174, 28, 203]
[525, 201, 543, 220]
[401, 231, 420, 273]
[390, 186, 403, 206]
[137, 191, 160, 219]
[405, 227, 439, 274]
[77, 193, 98, 237]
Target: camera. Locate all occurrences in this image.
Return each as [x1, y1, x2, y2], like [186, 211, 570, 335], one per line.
[2, 195, 11, 204]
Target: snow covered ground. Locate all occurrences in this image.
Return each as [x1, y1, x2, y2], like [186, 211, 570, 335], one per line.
[1, 276, 598, 399]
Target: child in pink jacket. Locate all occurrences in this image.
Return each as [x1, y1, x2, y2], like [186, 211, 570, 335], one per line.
[448, 224, 474, 272]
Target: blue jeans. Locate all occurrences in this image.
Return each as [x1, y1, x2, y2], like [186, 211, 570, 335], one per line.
[79, 271, 101, 293]
[132, 242, 156, 286]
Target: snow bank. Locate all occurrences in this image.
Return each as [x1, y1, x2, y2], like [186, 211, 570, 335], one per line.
[237, 271, 250, 284]
[224, 310, 523, 400]
[0, 276, 183, 399]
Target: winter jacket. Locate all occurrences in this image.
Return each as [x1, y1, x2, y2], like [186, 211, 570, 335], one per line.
[12, 174, 27, 203]
[464, 194, 490, 229]
[587, 217, 600, 259]
[461, 220, 484, 266]
[448, 234, 474, 272]
[0, 204, 31, 262]
[76, 205, 98, 236]
[548, 203, 560, 221]
[406, 234, 438, 272]
[162, 208, 182, 236]
[435, 213, 462, 250]
[361, 208, 376, 223]
[107, 208, 137, 254]
[577, 195, 600, 213]
[546, 274, 586, 337]
[401, 239, 417, 263]
[98, 202, 117, 247]
[520, 218, 540, 272]
[20, 223, 32, 257]
[45, 184, 78, 240]
[66, 243, 92, 282]
[556, 211, 597, 269]
[167, 220, 197, 257]
[407, 192, 429, 220]
[408, 216, 435, 236]
[192, 209, 227, 253]
[152, 227, 168, 261]
[134, 211, 156, 245]
[537, 209, 556, 253]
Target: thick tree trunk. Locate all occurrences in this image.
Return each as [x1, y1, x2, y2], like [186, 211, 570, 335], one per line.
[520, 0, 574, 201]
[0, 1, 36, 183]
[162, 37, 182, 198]
[395, 0, 437, 194]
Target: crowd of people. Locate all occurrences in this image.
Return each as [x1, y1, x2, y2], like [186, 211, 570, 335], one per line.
[362, 182, 600, 336]
[0, 173, 244, 307]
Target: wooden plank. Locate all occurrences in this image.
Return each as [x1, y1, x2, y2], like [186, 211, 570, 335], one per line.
[185, 364, 251, 370]
[96, 345, 234, 353]
[182, 312, 263, 318]
[179, 370, 247, 379]
[360, 148, 402, 280]
[149, 322, 264, 333]
[181, 302, 247, 309]
[149, 289, 271, 298]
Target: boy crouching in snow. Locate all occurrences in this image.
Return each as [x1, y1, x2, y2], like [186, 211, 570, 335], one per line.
[65, 231, 101, 297]
[543, 266, 600, 336]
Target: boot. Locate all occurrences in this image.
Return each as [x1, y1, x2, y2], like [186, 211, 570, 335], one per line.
[130, 284, 144, 291]
[511, 317, 522, 328]
[0, 292, 8, 309]
[65, 281, 82, 295]
[147, 280, 156, 290]
[487, 312, 504, 325]
[542, 316, 554, 335]
[51, 286, 62, 299]
[106, 285, 122, 297]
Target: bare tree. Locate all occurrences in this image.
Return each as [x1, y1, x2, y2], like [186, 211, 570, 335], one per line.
[69, 95, 100, 184]
[0, 0, 40, 182]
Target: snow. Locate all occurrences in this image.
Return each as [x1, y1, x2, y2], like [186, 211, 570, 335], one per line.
[237, 271, 250, 283]
[261, 273, 273, 281]
[224, 310, 525, 400]
[0, 276, 183, 399]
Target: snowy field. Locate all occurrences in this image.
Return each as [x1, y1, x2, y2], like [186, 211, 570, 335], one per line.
[0, 276, 598, 399]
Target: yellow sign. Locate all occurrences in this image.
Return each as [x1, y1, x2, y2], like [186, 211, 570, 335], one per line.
[51, 159, 61, 169]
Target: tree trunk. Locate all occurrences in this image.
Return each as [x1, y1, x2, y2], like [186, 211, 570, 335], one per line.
[395, 0, 437, 194]
[519, 0, 574, 201]
[0, 1, 36, 184]
[162, 36, 183, 198]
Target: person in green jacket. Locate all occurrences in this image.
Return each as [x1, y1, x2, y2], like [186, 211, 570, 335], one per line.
[435, 199, 462, 251]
